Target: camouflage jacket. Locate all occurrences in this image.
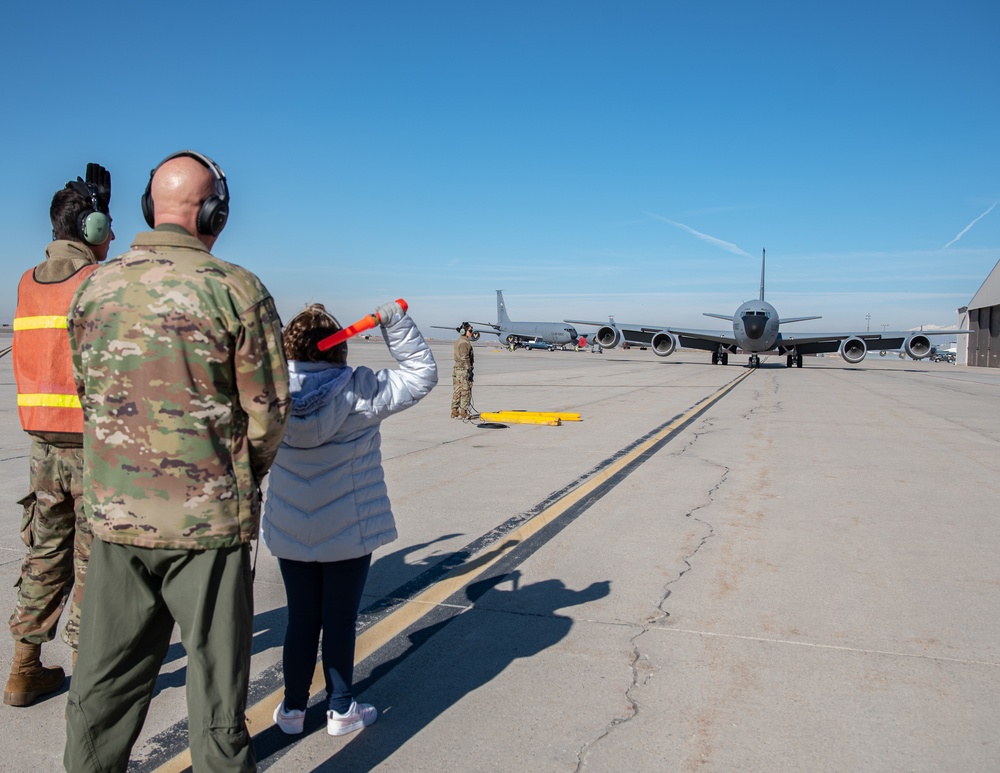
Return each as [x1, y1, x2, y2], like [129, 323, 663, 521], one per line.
[67, 226, 290, 549]
[453, 337, 474, 370]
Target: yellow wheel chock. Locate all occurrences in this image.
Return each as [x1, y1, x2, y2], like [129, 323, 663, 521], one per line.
[478, 410, 582, 426]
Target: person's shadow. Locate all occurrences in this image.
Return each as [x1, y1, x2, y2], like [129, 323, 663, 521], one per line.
[253, 568, 611, 771]
[148, 535, 465, 698]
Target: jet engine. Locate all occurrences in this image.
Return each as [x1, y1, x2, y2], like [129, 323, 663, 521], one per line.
[594, 325, 621, 349]
[650, 331, 678, 357]
[839, 337, 867, 364]
[904, 334, 932, 360]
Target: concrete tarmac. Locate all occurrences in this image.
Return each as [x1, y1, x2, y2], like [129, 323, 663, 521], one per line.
[1, 329, 999, 772]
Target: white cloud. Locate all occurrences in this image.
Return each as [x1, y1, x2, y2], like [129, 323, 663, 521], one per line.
[645, 212, 754, 258]
[944, 201, 998, 248]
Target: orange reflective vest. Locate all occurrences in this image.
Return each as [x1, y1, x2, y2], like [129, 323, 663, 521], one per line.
[13, 264, 98, 434]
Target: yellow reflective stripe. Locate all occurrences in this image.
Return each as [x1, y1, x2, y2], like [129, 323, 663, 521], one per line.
[13, 315, 68, 331]
[16, 393, 82, 409]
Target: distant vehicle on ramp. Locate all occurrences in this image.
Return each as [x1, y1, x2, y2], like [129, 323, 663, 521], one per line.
[523, 338, 558, 351]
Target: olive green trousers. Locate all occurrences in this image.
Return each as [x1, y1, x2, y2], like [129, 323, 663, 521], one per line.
[65, 538, 255, 772]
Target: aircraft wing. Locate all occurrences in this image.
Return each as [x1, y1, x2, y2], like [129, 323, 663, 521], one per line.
[567, 318, 719, 350]
[776, 329, 967, 356]
[776, 331, 895, 355]
[430, 323, 501, 338]
[467, 321, 502, 337]
[565, 319, 666, 334]
[666, 327, 737, 352]
[568, 319, 734, 346]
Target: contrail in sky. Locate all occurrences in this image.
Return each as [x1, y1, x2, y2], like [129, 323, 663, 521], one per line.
[944, 201, 998, 248]
[646, 212, 753, 257]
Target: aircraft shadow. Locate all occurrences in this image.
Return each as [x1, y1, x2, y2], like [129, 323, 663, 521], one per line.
[253, 570, 611, 771]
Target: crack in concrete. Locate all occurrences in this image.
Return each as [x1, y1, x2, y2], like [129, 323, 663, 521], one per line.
[574, 419, 732, 771]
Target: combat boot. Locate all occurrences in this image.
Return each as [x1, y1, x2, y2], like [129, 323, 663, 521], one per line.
[460, 409, 469, 419]
[3, 642, 65, 707]
[451, 408, 459, 419]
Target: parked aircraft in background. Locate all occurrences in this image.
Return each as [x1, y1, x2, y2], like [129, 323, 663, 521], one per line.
[434, 291, 579, 348]
[567, 251, 968, 368]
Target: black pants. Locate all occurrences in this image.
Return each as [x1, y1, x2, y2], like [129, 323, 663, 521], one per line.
[277, 553, 372, 714]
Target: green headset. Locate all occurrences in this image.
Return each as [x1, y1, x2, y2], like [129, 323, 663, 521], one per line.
[141, 150, 230, 236]
[66, 180, 111, 246]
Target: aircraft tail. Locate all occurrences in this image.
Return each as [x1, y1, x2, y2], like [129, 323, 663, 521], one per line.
[496, 290, 511, 324]
[759, 248, 765, 301]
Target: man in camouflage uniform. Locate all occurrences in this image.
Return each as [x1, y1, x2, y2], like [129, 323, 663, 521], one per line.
[451, 322, 475, 419]
[6, 163, 114, 707]
[63, 151, 290, 773]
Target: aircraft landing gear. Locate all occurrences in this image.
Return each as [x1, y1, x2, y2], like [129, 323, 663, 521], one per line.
[712, 352, 718, 365]
[712, 352, 729, 365]
[786, 354, 803, 368]
[748, 354, 760, 368]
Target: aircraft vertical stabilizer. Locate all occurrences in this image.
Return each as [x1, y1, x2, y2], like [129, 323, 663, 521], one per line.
[496, 290, 512, 324]
[759, 248, 766, 301]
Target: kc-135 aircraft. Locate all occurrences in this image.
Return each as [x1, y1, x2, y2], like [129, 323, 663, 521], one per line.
[568, 251, 967, 368]
[435, 291, 579, 348]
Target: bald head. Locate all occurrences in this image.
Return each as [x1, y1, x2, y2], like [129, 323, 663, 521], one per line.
[149, 156, 220, 246]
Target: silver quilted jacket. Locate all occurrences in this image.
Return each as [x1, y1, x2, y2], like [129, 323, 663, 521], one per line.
[261, 314, 437, 562]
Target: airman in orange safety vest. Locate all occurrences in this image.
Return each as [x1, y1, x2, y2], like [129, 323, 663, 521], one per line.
[5, 163, 114, 708]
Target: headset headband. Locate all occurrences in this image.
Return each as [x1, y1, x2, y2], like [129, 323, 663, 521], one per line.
[155, 150, 228, 197]
[67, 179, 100, 211]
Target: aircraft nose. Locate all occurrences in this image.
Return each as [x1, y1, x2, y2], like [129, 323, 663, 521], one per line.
[742, 314, 766, 340]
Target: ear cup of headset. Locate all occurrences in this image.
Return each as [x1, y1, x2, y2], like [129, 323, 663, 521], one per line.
[78, 210, 111, 245]
[141, 184, 155, 229]
[196, 194, 229, 237]
[67, 180, 110, 245]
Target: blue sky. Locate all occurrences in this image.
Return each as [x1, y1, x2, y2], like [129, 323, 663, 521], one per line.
[4, 1, 998, 335]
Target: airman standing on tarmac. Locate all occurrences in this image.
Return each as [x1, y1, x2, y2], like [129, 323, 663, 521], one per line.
[63, 150, 289, 772]
[451, 322, 475, 418]
[6, 163, 114, 707]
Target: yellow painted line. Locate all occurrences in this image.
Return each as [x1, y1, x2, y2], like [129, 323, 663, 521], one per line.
[154, 369, 751, 772]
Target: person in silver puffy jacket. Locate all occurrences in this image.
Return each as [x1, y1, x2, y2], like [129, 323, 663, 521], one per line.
[262, 300, 437, 738]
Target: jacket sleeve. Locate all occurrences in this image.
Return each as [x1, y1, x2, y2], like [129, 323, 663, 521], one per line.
[354, 314, 437, 420]
[235, 296, 290, 481]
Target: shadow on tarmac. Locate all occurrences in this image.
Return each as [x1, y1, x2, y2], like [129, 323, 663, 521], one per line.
[148, 535, 467, 700]
[252, 570, 610, 771]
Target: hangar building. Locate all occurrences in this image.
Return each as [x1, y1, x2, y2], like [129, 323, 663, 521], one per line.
[962, 257, 1000, 368]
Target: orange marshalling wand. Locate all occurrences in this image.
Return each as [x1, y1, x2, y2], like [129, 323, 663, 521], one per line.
[317, 298, 408, 351]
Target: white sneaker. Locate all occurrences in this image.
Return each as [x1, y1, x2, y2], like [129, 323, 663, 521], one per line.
[327, 699, 378, 736]
[273, 701, 305, 735]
